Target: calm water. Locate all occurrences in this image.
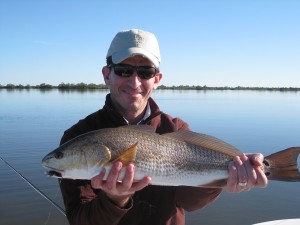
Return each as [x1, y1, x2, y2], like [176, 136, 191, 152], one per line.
[0, 89, 299, 225]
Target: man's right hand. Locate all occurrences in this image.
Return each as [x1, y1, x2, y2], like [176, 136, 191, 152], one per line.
[91, 161, 151, 208]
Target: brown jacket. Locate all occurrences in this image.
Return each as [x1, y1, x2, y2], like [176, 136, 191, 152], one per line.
[59, 94, 222, 225]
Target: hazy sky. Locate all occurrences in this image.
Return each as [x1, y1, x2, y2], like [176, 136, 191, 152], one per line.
[1, 0, 299, 87]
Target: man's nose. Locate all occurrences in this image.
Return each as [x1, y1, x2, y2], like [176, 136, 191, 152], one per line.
[127, 71, 142, 88]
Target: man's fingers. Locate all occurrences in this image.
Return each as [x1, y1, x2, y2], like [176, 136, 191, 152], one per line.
[250, 153, 264, 166]
[91, 168, 106, 189]
[118, 163, 135, 192]
[106, 161, 123, 190]
[131, 176, 152, 192]
[248, 153, 268, 188]
[234, 155, 248, 188]
[254, 166, 268, 188]
[240, 154, 256, 188]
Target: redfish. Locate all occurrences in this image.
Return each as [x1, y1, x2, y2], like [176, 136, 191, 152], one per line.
[42, 125, 300, 187]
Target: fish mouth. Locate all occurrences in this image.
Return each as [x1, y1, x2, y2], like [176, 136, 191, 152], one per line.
[43, 166, 64, 178]
[46, 170, 63, 178]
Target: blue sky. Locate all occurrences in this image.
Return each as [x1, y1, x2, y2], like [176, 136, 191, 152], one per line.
[1, 0, 299, 87]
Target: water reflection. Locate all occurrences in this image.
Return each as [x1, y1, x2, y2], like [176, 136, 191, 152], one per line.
[0, 89, 299, 225]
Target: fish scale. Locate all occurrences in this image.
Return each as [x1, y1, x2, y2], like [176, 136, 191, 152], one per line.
[97, 127, 231, 185]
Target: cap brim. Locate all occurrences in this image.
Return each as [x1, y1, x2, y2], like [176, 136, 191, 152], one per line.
[111, 47, 160, 68]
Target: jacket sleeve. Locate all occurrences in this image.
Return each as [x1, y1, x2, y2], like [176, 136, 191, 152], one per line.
[174, 186, 222, 212]
[149, 114, 190, 134]
[59, 179, 132, 225]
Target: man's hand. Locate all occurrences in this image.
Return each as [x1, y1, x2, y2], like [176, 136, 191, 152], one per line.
[91, 161, 151, 208]
[225, 153, 268, 193]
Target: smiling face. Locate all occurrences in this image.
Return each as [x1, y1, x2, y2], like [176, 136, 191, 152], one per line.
[102, 55, 162, 123]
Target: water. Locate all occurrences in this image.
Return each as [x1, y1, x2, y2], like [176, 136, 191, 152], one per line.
[0, 89, 299, 225]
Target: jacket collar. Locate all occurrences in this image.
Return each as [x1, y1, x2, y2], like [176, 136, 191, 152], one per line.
[103, 94, 162, 125]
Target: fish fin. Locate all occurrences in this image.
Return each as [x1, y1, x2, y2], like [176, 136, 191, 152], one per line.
[101, 144, 111, 161]
[264, 147, 300, 181]
[121, 125, 155, 133]
[199, 179, 227, 188]
[95, 144, 111, 167]
[112, 143, 138, 166]
[163, 131, 241, 157]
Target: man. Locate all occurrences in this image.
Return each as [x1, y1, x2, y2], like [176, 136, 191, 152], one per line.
[59, 29, 268, 225]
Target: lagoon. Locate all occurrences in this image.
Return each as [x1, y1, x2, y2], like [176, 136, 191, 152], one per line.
[0, 89, 299, 225]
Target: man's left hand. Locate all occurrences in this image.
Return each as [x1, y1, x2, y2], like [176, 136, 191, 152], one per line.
[225, 153, 268, 192]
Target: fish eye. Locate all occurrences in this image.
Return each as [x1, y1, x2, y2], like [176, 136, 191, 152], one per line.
[54, 151, 64, 159]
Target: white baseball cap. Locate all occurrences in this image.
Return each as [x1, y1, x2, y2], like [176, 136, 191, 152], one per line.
[106, 29, 161, 68]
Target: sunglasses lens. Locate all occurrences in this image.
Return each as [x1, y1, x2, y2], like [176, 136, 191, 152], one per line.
[137, 67, 156, 79]
[112, 64, 157, 79]
[113, 66, 134, 77]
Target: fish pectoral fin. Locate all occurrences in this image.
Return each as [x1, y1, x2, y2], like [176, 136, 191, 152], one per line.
[264, 147, 300, 182]
[112, 143, 138, 166]
[93, 144, 111, 167]
[101, 144, 112, 161]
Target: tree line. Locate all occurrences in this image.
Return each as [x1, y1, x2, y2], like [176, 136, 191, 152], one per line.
[0, 83, 108, 90]
[1, 82, 300, 92]
[158, 85, 300, 92]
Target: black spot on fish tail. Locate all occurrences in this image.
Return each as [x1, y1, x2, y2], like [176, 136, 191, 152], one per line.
[263, 159, 271, 177]
[263, 159, 270, 167]
[264, 147, 300, 182]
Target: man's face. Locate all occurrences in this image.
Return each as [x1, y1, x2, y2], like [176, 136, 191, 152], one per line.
[102, 55, 162, 116]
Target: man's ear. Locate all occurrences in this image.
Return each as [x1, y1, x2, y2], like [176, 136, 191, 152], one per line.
[153, 72, 163, 90]
[102, 66, 111, 85]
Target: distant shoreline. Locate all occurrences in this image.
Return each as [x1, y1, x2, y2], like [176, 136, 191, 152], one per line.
[1, 83, 299, 92]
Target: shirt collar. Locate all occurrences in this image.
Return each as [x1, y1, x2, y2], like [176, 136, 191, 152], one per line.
[123, 102, 151, 125]
[138, 102, 151, 124]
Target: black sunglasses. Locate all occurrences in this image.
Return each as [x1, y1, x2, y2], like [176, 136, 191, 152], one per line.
[108, 64, 159, 80]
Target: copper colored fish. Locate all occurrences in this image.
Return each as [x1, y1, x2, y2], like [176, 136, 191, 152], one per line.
[42, 125, 300, 187]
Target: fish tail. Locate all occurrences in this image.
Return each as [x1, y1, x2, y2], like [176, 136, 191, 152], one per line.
[264, 147, 300, 181]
